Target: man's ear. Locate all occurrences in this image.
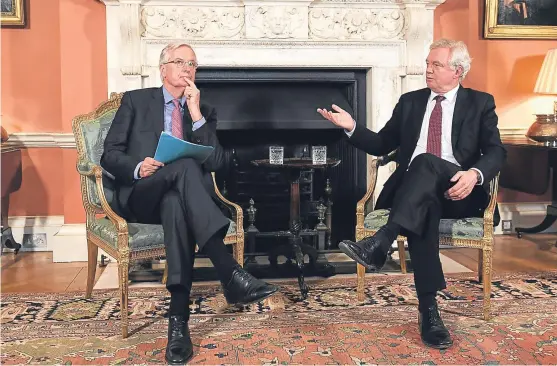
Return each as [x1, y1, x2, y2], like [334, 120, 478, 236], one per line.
[160, 65, 166, 80]
[454, 65, 463, 79]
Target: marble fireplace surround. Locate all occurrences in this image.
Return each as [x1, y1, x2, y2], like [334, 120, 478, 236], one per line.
[101, 0, 446, 190]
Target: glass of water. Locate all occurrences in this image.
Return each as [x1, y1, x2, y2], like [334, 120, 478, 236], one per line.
[312, 146, 327, 165]
[269, 146, 284, 165]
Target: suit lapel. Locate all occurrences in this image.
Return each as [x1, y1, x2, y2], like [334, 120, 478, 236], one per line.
[409, 89, 430, 150]
[451, 87, 468, 152]
[146, 87, 165, 139]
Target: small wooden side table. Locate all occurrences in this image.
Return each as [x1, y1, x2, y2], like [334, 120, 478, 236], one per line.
[251, 157, 341, 299]
[500, 137, 557, 243]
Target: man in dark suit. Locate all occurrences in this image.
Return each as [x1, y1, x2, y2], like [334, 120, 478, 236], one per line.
[101, 43, 278, 364]
[318, 39, 506, 349]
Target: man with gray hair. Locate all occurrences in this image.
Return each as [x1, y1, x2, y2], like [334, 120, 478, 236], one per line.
[318, 38, 505, 349]
[101, 43, 278, 364]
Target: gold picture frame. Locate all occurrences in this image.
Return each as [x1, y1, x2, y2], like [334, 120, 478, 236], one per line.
[484, 0, 557, 39]
[1, 0, 25, 27]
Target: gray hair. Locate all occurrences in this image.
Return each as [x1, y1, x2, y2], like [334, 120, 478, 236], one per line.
[429, 39, 471, 81]
[159, 43, 195, 81]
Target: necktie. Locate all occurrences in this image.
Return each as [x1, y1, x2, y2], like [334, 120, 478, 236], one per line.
[171, 99, 183, 139]
[426, 95, 445, 158]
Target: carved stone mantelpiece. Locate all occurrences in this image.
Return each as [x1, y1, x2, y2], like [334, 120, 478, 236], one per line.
[101, 0, 445, 194]
[309, 8, 405, 40]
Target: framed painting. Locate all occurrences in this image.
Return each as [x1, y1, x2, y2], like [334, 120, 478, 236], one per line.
[484, 0, 557, 39]
[1, 0, 25, 27]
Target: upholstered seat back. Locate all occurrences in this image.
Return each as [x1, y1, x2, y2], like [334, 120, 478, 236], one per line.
[73, 93, 123, 209]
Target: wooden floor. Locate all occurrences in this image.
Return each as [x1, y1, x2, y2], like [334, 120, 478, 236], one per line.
[2, 234, 556, 293]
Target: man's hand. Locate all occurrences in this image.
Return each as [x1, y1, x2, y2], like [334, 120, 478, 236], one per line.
[317, 104, 355, 131]
[184, 77, 202, 121]
[139, 157, 164, 178]
[445, 170, 478, 200]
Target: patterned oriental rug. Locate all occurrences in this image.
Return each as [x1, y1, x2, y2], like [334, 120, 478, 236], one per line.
[2, 272, 557, 365]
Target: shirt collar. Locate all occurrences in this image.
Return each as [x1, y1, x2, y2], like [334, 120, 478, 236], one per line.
[429, 83, 460, 103]
[162, 86, 186, 107]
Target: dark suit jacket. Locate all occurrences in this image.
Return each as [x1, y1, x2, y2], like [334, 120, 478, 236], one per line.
[349, 87, 506, 218]
[100, 87, 225, 219]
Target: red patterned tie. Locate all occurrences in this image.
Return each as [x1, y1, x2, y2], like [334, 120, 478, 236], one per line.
[426, 95, 445, 157]
[171, 99, 183, 139]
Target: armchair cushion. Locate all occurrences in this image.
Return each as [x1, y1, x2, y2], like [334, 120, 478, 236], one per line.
[89, 217, 237, 251]
[78, 110, 118, 208]
[364, 209, 484, 239]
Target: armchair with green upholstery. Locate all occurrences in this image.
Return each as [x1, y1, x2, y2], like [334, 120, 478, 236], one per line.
[72, 92, 245, 338]
[355, 151, 499, 320]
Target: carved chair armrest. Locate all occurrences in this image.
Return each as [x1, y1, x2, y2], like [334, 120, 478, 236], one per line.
[91, 165, 129, 249]
[211, 172, 244, 234]
[482, 173, 500, 235]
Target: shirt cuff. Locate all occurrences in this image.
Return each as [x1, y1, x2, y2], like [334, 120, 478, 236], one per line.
[192, 116, 206, 131]
[134, 162, 143, 180]
[470, 168, 484, 185]
[344, 120, 356, 138]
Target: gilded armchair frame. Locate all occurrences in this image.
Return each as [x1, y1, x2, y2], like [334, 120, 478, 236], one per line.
[72, 92, 245, 338]
[355, 152, 499, 320]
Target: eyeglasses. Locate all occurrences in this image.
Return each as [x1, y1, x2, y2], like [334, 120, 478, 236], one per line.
[164, 59, 198, 69]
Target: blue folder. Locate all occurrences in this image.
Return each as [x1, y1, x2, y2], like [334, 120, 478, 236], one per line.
[153, 131, 214, 164]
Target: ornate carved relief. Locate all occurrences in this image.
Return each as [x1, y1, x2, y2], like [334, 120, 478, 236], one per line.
[140, 6, 244, 39]
[309, 8, 405, 40]
[245, 6, 307, 39]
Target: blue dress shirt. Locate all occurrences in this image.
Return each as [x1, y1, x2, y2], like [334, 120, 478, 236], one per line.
[134, 87, 206, 179]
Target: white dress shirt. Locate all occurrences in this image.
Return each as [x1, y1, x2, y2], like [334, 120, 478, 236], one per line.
[346, 84, 484, 184]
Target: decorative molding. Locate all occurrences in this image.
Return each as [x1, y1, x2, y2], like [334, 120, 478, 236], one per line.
[246, 5, 308, 39]
[309, 8, 405, 40]
[1, 133, 76, 149]
[120, 2, 143, 75]
[0, 127, 528, 151]
[141, 6, 245, 39]
[143, 38, 403, 48]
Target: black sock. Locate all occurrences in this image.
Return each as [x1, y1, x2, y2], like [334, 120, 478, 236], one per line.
[169, 285, 190, 317]
[201, 231, 239, 285]
[373, 221, 400, 248]
[418, 292, 437, 312]
[384, 221, 401, 242]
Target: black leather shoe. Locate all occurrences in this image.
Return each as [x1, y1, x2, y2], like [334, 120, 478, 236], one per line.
[419, 304, 453, 349]
[165, 315, 193, 365]
[223, 266, 279, 305]
[338, 228, 392, 271]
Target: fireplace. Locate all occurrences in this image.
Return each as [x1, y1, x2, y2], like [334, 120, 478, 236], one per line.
[100, 0, 444, 277]
[196, 68, 367, 248]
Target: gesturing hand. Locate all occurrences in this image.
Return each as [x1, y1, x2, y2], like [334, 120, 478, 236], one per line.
[445, 170, 478, 200]
[184, 77, 202, 121]
[140, 157, 164, 178]
[317, 104, 355, 131]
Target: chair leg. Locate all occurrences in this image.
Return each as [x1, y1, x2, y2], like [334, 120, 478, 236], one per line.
[482, 248, 493, 321]
[397, 239, 407, 274]
[233, 238, 245, 268]
[85, 240, 98, 299]
[162, 262, 168, 285]
[118, 259, 130, 338]
[356, 263, 366, 301]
